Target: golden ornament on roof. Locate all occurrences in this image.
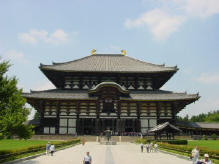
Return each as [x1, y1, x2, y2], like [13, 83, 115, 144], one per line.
[91, 49, 96, 55]
[121, 50, 126, 55]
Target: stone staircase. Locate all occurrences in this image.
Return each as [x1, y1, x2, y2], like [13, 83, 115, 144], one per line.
[31, 135, 141, 142]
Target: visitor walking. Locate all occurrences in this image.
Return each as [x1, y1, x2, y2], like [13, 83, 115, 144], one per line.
[50, 144, 55, 156]
[140, 143, 144, 152]
[191, 146, 199, 164]
[197, 154, 212, 164]
[146, 143, 149, 153]
[154, 143, 158, 152]
[83, 152, 92, 164]
[82, 138, 86, 146]
[149, 142, 153, 152]
[46, 142, 50, 155]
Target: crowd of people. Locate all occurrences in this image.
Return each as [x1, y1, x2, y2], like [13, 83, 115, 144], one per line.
[191, 146, 212, 164]
[140, 142, 158, 153]
[139, 143, 212, 164]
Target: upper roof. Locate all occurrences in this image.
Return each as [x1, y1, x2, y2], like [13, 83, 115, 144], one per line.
[40, 54, 178, 73]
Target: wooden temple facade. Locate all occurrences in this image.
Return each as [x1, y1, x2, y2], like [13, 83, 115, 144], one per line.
[23, 52, 200, 135]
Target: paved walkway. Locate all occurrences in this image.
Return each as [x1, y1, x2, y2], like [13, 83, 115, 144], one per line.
[20, 142, 191, 164]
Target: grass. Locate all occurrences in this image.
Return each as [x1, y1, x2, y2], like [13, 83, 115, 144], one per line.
[159, 147, 219, 164]
[0, 139, 60, 151]
[0, 139, 80, 163]
[188, 140, 219, 151]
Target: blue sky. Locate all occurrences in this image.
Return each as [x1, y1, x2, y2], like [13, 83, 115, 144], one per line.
[1, 0, 219, 119]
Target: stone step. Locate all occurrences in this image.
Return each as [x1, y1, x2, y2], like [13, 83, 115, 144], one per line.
[31, 135, 141, 142]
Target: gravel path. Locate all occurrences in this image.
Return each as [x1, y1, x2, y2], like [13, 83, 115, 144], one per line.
[19, 142, 191, 164]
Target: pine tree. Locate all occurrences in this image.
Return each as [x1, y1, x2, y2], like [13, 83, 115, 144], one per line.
[0, 59, 33, 139]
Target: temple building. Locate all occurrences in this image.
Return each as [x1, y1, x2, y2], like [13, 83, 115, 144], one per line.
[23, 51, 200, 135]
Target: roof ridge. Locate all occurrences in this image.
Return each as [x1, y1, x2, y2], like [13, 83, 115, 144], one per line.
[43, 55, 92, 66]
[49, 54, 123, 65]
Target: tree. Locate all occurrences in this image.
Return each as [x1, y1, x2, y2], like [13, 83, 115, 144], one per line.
[177, 114, 189, 122]
[34, 110, 40, 120]
[0, 59, 33, 139]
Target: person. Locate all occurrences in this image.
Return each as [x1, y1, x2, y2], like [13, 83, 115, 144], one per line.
[154, 143, 158, 152]
[149, 142, 153, 152]
[191, 146, 199, 164]
[83, 152, 92, 164]
[140, 143, 144, 152]
[146, 143, 149, 153]
[46, 142, 50, 155]
[82, 138, 86, 146]
[50, 144, 55, 156]
[197, 154, 212, 164]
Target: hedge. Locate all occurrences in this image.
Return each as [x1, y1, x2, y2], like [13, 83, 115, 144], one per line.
[158, 142, 219, 160]
[159, 140, 188, 145]
[0, 139, 80, 163]
[136, 138, 187, 145]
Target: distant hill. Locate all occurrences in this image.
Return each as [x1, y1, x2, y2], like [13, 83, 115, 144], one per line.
[177, 110, 219, 123]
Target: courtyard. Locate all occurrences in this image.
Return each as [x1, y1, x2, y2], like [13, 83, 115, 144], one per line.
[19, 142, 191, 164]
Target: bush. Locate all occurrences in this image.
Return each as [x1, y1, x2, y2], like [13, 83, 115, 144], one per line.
[0, 133, 4, 139]
[211, 134, 217, 140]
[202, 135, 208, 140]
[159, 140, 188, 145]
[136, 139, 187, 145]
[136, 138, 147, 144]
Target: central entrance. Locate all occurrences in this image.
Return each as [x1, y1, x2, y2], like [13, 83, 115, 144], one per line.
[99, 118, 117, 134]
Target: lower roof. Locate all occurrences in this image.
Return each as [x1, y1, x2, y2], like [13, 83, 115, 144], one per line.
[148, 122, 181, 133]
[22, 89, 199, 101]
[176, 121, 219, 129]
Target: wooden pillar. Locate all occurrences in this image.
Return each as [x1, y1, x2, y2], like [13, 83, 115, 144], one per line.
[55, 101, 60, 134]
[39, 100, 45, 134]
[81, 118, 85, 135]
[102, 119, 105, 131]
[95, 118, 99, 135]
[132, 119, 135, 132]
[171, 102, 177, 124]
[122, 119, 125, 133]
[76, 102, 80, 134]
[117, 119, 121, 135]
[118, 101, 121, 119]
[156, 103, 161, 124]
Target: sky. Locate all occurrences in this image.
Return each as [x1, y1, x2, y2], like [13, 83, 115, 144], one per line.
[0, 0, 219, 119]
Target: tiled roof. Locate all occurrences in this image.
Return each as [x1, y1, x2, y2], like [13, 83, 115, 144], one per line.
[40, 54, 177, 73]
[22, 89, 94, 100]
[176, 121, 219, 129]
[129, 90, 199, 101]
[22, 89, 199, 101]
[148, 122, 181, 133]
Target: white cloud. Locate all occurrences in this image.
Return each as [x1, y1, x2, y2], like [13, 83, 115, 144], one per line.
[126, 0, 219, 40]
[197, 73, 219, 84]
[184, 0, 219, 18]
[125, 9, 185, 40]
[2, 50, 28, 63]
[18, 29, 69, 45]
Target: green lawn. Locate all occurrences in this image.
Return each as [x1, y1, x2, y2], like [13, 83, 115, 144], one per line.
[188, 140, 219, 151]
[0, 139, 59, 151]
